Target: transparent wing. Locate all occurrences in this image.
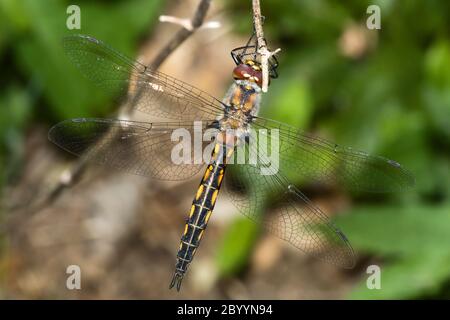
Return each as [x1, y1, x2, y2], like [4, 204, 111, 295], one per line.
[251, 117, 415, 192]
[63, 34, 225, 120]
[226, 138, 355, 268]
[48, 118, 215, 180]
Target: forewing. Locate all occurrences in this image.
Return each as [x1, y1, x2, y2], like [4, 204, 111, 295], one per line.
[63, 35, 225, 120]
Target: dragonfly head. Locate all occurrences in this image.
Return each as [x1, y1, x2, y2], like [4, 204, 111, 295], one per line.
[231, 36, 279, 81]
[233, 60, 264, 87]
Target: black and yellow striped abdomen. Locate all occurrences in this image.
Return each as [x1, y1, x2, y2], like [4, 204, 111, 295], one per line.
[170, 143, 227, 291]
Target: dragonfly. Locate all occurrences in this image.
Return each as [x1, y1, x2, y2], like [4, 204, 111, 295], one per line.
[48, 34, 414, 291]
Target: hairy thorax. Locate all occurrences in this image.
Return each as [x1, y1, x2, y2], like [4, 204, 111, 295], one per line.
[220, 80, 261, 131]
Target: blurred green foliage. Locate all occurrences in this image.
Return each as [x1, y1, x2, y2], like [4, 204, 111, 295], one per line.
[219, 0, 450, 299]
[216, 217, 260, 277]
[0, 86, 31, 187]
[0, 0, 163, 186]
[336, 206, 450, 299]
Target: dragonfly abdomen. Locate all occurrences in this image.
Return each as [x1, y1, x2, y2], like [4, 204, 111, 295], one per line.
[170, 143, 227, 291]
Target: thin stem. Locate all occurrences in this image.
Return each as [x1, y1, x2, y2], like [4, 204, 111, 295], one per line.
[150, 0, 212, 70]
[251, 0, 280, 92]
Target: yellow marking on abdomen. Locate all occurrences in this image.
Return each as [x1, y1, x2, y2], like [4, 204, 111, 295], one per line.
[211, 189, 219, 206]
[204, 210, 212, 224]
[196, 185, 204, 200]
[189, 205, 195, 219]
[203, 167, 211, 181]
[214, 143, 221, 155]
[217, 172, 224, 185]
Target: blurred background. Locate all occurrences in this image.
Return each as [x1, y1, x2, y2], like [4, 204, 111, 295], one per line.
[0, 0, 449, 299]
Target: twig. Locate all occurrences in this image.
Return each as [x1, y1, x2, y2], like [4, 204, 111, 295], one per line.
[150, 0, 212, 70]
[251, 0, 281, 92]
[42, 0, 213, 207]
[159, 15, 220, 31]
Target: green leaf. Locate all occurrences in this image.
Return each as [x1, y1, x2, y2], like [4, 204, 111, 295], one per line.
[0, 86, 32, 185]
[261, 74, 313, 129]
[350, 252, 450, 299]
[424, 40, 450, 88]
[335, 205, 450, 299]
[215, 217, 260, 277]
[13, 0, 164, 119]
[336, 205, 450, 255]
[422, 39, 450, 139]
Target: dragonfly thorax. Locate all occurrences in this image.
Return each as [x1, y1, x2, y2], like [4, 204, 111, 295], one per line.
[225, 80, 261, 122]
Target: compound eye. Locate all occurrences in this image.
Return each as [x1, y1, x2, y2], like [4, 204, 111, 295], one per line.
[233, 64, 253, 80]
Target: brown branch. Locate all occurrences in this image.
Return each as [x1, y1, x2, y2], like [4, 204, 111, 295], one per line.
[41, 0, 213, 208]
[252, 0, 265, 49]
[150, 0, 212, 70]
[251, 0, 280, 92]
